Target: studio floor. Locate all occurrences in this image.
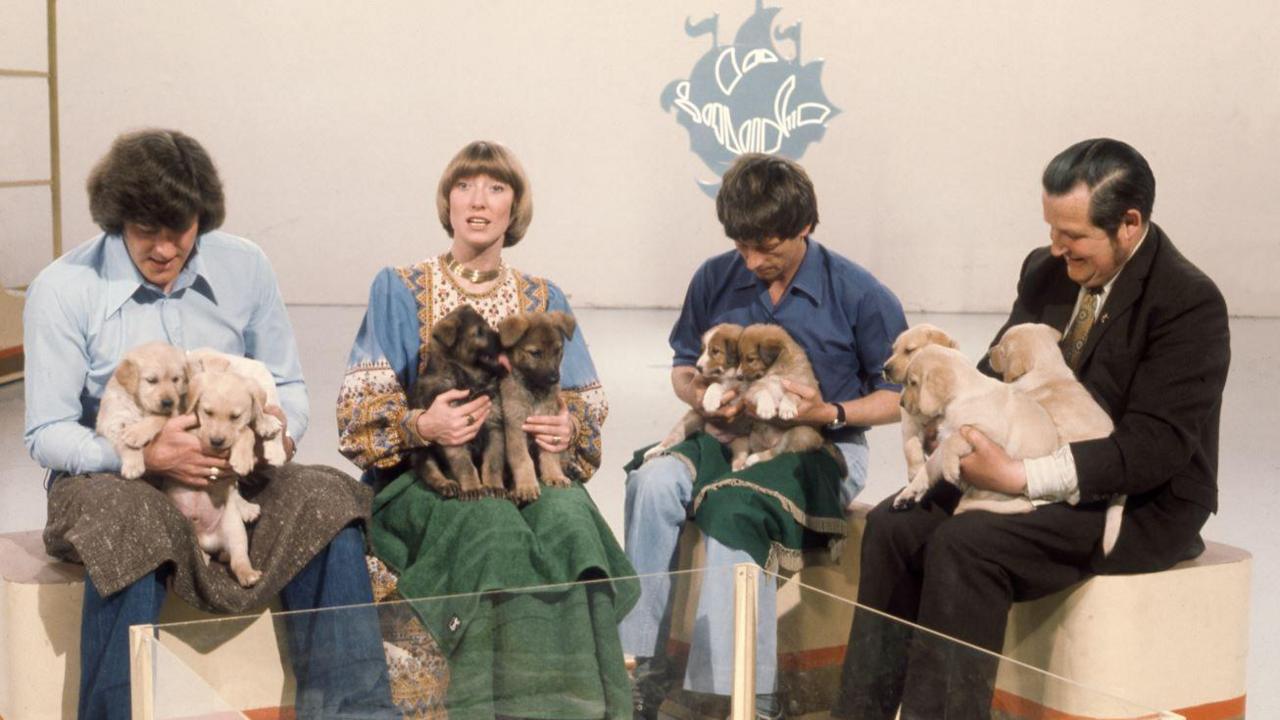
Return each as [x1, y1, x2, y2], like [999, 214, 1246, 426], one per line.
[2, 306, 1275, 715]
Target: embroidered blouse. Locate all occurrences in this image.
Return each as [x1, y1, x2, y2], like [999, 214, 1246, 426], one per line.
[337, 256, 607, 486]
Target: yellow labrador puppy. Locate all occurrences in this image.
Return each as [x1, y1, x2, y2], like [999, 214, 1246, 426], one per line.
[180, 367, 269, 587]
[186, 348, 287, 466]
[989, 322, 1123, 555]
[734, 323, 824, 470]
[96, 342, 189, 479]
[894, 345, 1059, 514]
[643, 323, 749, 462]
[885, 324, 960, 487]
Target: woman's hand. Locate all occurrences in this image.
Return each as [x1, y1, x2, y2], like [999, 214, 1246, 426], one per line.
[958, 426, 1027, 495]
[523, 397, 574, 454]
[416, 388, 491, 446]
[143, 414, 231, 488]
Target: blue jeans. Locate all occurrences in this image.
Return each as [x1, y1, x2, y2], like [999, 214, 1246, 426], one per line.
[78, 524, 393, 720]
[619, 436, 868, 696]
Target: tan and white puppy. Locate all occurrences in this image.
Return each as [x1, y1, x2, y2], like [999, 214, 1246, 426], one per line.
[734, 323, 825, 469]
[885, 324, 960, 486]
[643, 323, 749, 462]
[186, 348, 286, 466]
[96, 342, 190, 479]
[180, 367, 268, 587]
[989, 322, 1124, 555]
[894, 345, 1060, 514]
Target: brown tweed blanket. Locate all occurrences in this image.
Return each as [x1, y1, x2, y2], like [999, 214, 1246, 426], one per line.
[43, 463, 372, 613]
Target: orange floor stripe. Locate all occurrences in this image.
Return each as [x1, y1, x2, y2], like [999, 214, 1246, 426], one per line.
[993, 690, 1247, 720]
[1175, 695, 1247, 720]
[245, 708, 295, 720]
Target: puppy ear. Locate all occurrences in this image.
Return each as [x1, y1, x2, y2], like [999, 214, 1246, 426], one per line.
[551, 311, 576, 340]
[498, 314, 530, 348]
[759, 337, 783, 368]
[185, 373, 204, 414]
[918, 364, 953, 418]
[115, 358, 140, 395]
[988, 344, 1006, 374]
[250, 382, 268, 425]
[432, 311, 463, 349]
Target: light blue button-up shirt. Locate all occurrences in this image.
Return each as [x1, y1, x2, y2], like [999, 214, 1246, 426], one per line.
[22, 230, 307, 477]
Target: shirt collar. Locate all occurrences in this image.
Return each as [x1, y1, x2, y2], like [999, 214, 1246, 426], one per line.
[732, 236, 823, 304]
[101, 234, 216, 314]
[1092, 223, 1150, 303]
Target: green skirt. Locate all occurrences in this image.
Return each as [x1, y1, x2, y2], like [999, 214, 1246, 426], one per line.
[370, 473, 638, 720]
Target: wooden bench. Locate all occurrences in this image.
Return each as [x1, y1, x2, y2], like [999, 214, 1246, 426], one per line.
[664, 504, 1250, 720]
[0, 530, 293, 720]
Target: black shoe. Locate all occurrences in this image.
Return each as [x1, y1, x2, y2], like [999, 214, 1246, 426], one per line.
[632, 656, 673, 720]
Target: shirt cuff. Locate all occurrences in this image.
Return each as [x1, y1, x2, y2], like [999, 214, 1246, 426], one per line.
[400, 409, 431, 448]
[1023, 445, 1081, 505]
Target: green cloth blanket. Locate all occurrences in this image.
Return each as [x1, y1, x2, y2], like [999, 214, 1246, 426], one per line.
[627, 432, 849, 573]
[371, 474, 639, 720]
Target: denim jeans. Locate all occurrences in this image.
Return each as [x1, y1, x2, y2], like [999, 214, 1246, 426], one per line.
[78, 524, 393, 720]
[619, 435, 868, 696]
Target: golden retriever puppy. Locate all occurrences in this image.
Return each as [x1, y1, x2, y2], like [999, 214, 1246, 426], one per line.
[894, 345, 1059, 514]
[734, 323, 824, 470]
[96, 342, 189, 479]
[885, 324, 960, 486]
[186, 348, 286, 467]
[499, 311, 576, 503]
[989, 322, 1124, 555]
[181, 367, 267, 586]
[643, 323, 749, 462]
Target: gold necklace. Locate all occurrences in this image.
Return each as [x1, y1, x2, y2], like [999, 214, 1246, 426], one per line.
[443, 252, 502, 283]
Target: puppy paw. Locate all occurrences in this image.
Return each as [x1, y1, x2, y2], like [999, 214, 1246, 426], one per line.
[542, 472, 571, 488]
[510, 482, 541, 504]
[255, 414, 283, 440]
[459, 486, 487, 501]
[428, 479, 461, 498]
[121, 423, 158, 450]
[701, 383, 726, 412]
[238, 501, 261, 524]
[120, 452, 146, 480]
[942, 454, 963, 484]
[754, 394, 777, 420]
[743, 452, 765, 468]
[233, 564, 263, 588]
[892, 486, 923, 510]
[229, 445, 256, 476]
[642, 444, 670, 463]
[778, 396, 799, 420]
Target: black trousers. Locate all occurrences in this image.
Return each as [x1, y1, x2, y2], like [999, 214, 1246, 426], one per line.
[831, 485, 1108, 720]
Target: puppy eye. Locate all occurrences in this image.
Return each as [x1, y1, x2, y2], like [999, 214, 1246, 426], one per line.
[230, 412, 242, 421]
[527, 348, 542, 358]
[145, 377, 159, 385]
[201, 408, 212, 416]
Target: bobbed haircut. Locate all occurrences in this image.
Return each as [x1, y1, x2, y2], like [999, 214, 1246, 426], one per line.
[87, 128, 225, 235]
[436, 140, 533, 247]
[716, 153, 819, 244]
[1042, 138, 1155, 235]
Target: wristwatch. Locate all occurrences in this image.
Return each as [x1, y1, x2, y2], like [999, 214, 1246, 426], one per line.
[827, 402, 847, 430]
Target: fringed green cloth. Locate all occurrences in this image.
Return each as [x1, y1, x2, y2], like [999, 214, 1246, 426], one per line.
[627, 432, 849, 573]
[370, 473, 639, 720]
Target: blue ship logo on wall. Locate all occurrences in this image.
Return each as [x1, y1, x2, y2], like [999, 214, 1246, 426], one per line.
[661, 0, 839, 196]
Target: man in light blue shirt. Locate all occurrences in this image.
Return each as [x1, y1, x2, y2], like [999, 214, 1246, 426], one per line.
[24, 129, 391, 720]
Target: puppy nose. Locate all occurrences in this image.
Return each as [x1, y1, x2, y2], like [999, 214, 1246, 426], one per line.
[160, 398, 174, 410]
[210, 436, 225, 448]
[549, 371, 559, 385]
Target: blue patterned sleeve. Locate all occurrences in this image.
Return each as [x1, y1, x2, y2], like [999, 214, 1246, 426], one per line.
[546, 282, 607, 482]
[336, 267, 423, 471]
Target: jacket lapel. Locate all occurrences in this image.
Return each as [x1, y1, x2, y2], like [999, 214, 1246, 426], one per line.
[1075, 223, 1161, 370]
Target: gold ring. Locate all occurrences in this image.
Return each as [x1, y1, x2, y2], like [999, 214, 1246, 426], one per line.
[552, 435, 561, 445]
[466, 414, 476, 425]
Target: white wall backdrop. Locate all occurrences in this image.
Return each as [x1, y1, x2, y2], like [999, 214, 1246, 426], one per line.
[4, 0, 1279, 316]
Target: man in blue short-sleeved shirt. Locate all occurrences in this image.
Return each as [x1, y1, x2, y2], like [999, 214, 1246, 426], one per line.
[622, 153, 907, 720]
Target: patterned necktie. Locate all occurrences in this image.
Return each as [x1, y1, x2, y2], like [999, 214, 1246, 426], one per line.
[1062, 288, 1103, 369]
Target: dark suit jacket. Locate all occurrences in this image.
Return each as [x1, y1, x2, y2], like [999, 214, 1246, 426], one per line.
[979, 223, 1230, 574]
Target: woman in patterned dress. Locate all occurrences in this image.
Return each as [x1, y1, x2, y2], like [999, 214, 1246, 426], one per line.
[338, 140, 637, 720]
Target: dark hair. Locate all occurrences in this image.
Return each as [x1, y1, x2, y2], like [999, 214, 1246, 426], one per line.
[87, 129, 225, 235]
[437, 140, 532, 248]
[716, 153, 818, 244]
[1042, 138, 1155, 235]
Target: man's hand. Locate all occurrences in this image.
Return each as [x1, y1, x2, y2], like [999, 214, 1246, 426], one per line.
[523, 397, 574, 454]
[256, 404, 296, 464]
[416, 388, 491, 446]
[957, 426, 1027, 495]
[142, 414, 229, 488]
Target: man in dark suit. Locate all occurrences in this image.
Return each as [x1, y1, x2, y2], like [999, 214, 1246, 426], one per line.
[831, 138, 1230, 719]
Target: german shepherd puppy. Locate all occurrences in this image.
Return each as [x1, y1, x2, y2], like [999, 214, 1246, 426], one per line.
[410, 304, 506, 499]
[498, 311, 576, 503]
